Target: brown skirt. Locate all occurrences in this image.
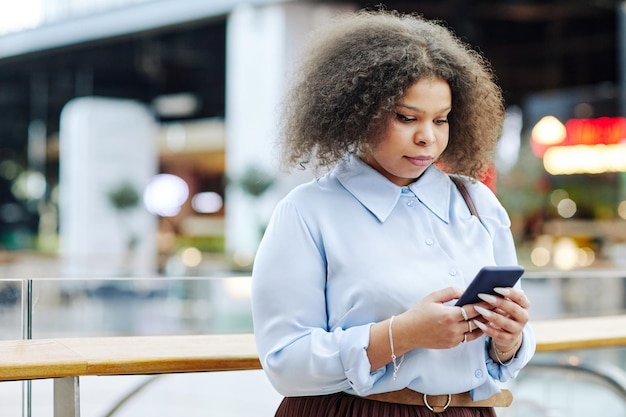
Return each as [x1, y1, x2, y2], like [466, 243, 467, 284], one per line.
[274, 392, 497, 417]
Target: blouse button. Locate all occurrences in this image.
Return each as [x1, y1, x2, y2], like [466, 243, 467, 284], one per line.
[425, 239, 434, 246]
[474, 369, 484, 379]
[406, 200, 415, 207]
[449, 269, 458, 276]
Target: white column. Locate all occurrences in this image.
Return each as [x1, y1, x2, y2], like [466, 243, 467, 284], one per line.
[59, 96, 158, 277]
[224, 1, 356, 270]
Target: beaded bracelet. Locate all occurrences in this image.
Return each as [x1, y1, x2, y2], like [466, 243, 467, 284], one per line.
[389, 316, 404, 380]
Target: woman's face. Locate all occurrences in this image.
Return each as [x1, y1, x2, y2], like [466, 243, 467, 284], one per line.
[361, 77, 451, 186]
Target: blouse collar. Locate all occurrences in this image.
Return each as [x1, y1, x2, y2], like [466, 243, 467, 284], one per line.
[334, 154, 453, 223]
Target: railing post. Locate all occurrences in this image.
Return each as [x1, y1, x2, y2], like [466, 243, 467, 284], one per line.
[54, 377, 81, 417]
[21, 279, 33, 417]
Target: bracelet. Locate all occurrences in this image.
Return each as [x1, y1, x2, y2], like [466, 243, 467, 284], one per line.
[389, 316, 404, 380]
[494, 334, 523, 357]
[492, 335, 522, 366]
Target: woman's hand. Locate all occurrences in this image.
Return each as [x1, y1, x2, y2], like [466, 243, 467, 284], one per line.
[391, 287, 485, 352]
[471, 287, 530, 362]
[367, 287, 485, 371]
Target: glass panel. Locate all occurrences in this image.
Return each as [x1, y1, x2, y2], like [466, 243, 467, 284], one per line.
[26, 276, 256, 416]
[522, 272, 626, 320]
[0, 279, 24, 416]
[30, 276, 253, 338]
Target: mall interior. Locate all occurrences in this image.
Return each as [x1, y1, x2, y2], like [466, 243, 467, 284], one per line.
[1, 1, 626, 416]
[1, 0, 625, 277]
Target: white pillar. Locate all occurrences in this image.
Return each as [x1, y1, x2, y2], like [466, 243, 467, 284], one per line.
[224, 2, 356, 270]
[59, 96, 158, 277]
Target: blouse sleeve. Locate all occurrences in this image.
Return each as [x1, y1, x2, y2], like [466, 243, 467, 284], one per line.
[251, 199, 384, 396]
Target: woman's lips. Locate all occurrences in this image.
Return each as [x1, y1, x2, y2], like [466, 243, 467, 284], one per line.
[406, 156, 433, 167]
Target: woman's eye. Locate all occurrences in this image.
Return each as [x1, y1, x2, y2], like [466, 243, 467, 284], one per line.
[435, 119, 449, 125]
[396, 113, 415, 123]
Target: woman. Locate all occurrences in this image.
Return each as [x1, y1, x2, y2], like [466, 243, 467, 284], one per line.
[251, 9, 535, 417]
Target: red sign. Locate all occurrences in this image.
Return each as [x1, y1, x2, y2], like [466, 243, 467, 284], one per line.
[565, 117, 626, 146]
[531, 117, 626, 157]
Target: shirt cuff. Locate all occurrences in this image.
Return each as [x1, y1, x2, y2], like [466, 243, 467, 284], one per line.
[339, 323, 386, 395]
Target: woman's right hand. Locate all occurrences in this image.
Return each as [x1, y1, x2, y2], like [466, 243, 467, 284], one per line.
[396, 287, 484, 350]
[367, 287, 483, 370]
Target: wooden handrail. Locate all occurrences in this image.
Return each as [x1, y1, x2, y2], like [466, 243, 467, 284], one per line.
[2, 315, 626, 383]
[0, 334, 260, 382]
[4, 314, 626, 416]
[532, 314, 626, 352]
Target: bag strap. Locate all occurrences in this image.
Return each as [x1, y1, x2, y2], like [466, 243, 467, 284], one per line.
[449, 176, 481, 221]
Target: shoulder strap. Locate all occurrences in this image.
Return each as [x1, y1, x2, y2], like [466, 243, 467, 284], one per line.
[449, 176, 481, 221]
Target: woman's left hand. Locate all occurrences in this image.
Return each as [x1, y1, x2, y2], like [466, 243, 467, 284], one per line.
[471, 287, 530, 359]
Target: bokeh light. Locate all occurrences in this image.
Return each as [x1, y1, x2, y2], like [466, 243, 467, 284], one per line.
[556, 198, 577, 218]
[618, 201, 626, 220]
[191, 192, 223, 214]
[12, 171, 46, 200]
[531, 115, 566, 145]
[530, 246, 551, 267]
[143, 174, 189, 217]
[577, 247, 595, 267]
[180, 247, 202, 268]
[549, 189, 569, 207]
[553, 237, 579, 270]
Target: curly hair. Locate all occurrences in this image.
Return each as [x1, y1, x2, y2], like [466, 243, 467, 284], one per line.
[279, 9, 505, 179]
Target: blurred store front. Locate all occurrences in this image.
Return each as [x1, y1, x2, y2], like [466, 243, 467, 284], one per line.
[497, 84, 626, 272]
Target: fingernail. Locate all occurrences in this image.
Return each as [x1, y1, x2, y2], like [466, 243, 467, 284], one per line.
[474, 306, 493, 317]
[493, 287, 511, 296]
[473, 320, 487, 330]
[477, 293, 498, 303]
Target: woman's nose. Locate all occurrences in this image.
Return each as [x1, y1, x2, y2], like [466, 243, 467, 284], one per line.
[414, 124, 435, 145]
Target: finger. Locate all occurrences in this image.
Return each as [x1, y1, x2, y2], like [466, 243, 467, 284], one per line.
[459, 306, 469, 321]
[426, 287, 465, 304]
[461, 324, 484, 344]
[494, 287, 531, 309]
[467, 328, 484, 341]
[474, 305, 522, 334]
[472, 319, 516, 344]
[460, 302, 489, 320]
[477, 293, 528, 323]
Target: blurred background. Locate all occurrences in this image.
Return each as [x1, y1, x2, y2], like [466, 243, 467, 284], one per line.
[0, 0, 625, 277]
[1, 0, 626, 416]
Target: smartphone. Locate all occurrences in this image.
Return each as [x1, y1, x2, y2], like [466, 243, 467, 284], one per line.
[455, 265, 525, 306]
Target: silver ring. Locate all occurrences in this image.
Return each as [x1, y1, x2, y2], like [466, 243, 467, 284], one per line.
[459, 306, 469, 321]
[468, 320, 473, 333]
[462, 333, 467, 344]
[423, 393, 452, 412]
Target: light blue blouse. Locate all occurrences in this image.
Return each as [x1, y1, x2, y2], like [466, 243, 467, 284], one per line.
[251, 154, 536, 402]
